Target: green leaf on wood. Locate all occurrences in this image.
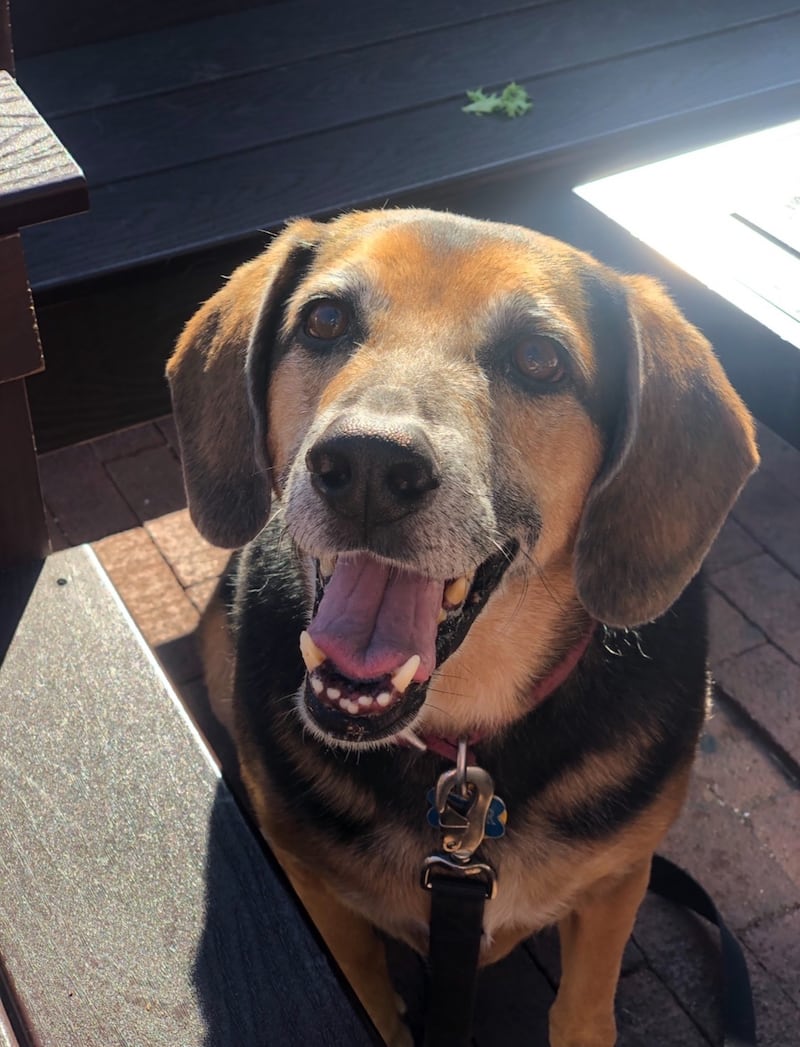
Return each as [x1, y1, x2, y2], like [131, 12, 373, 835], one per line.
[462, 82, 533, 118]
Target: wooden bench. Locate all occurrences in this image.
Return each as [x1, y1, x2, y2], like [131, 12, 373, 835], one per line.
[12, 0, 800, 450]
[0, 49, 86, 565]
[0, 548, 379, 1047]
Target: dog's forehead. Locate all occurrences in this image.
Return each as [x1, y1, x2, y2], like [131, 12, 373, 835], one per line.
[312, 212, 591, 307]
[293, 213, 602, 375]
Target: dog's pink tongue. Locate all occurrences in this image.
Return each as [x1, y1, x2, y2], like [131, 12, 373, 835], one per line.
[308, 554, 443, 682]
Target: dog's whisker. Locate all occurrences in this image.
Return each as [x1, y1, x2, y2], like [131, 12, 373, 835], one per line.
[424, 692, 472, 705]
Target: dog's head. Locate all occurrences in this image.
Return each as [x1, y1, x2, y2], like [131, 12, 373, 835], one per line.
[168, 209, 757, 747]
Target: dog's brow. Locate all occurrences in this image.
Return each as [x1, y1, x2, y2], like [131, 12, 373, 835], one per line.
[282, 269, 385, 336]
[484, 294, 592, 379]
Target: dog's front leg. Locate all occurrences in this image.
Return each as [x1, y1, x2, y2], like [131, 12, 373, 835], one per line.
[548, 858, 651, 1047]
[271, 843, 412, 1047]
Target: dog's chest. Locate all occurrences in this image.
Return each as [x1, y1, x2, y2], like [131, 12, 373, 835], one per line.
[328, 812, 578, 958]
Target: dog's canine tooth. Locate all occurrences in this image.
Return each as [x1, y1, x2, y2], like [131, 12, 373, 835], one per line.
[390, 655, 420, 694]
[444, 576, 469, 607]
[437, 607, 447, 624]
[300, 630, 326, 672]
[397, 728, 427, 751]
[319, 554, 337, 579]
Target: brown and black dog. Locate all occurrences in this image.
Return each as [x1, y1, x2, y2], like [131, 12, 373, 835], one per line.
[167, 209, 758, 1047]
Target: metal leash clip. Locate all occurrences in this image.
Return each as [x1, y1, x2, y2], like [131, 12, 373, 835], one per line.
[421, 738, 501, 899]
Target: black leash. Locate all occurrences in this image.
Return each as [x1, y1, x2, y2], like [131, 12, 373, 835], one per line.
[424, 875, 489, 1047]
[421, 741, 757, 1047]
[421, 740, 500, 1047]
[649, 855, 757, 1047]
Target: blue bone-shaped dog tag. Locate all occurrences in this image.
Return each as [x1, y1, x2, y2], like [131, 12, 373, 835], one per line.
[426, 788, 507, 838]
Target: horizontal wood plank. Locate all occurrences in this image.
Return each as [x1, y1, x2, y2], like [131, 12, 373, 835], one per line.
[22, 14, 800, 289]
[37, 3, 800, 188]
[0, 548, 378, 1047]
[16, 0, 560, 116]
[11, 0, 284, 60]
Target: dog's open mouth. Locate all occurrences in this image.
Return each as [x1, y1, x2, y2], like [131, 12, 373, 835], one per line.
[298, 542, 518, 745]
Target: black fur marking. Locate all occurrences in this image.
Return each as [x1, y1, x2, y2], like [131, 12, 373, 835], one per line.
[578, 268, 634, 471]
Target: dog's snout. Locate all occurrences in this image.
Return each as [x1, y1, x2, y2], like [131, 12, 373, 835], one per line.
[305, 422, 440, 526]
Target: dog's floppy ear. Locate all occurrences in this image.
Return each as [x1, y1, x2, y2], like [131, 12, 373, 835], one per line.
[575, 273, 758, 627]
[167, 219, 323, 548]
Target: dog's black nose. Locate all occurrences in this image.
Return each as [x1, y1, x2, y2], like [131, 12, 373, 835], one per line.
[306, 422, 440, 525]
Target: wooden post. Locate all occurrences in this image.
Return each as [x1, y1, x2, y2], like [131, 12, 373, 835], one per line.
[0, 8, 87, 566]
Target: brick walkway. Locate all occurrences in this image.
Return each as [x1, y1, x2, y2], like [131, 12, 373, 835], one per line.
[39, 418, 800, 1046]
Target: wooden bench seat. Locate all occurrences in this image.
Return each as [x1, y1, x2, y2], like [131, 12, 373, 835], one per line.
[11, 0, 800, 450]
[0, 548, 379, 1047]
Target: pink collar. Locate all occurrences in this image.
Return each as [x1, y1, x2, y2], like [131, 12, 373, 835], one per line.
[408, 619, 596, 762]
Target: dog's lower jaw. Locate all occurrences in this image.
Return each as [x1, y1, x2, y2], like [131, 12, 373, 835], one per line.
[295, 672, 429, 750]
[295, 540, 521, 748]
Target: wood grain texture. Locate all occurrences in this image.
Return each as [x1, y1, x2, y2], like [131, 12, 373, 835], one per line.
[0, 72, 87, 234]
[17, 0, 800, 121]
[0, 548, 379, 1047]
[16, 0, 561, 116]
[35, 2, 800, 189]
[11, 0, 283, 60]
[21, 11, 800, 289]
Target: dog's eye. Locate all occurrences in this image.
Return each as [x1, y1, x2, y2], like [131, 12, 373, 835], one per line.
[512, 336, 565, 384]
[303, 300, 350, 341]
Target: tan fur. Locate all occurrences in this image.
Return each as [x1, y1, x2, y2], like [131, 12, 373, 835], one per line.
[197, 581, 237, 736]
[417, 567, 588, 739]
[174, 209, 759, 1046]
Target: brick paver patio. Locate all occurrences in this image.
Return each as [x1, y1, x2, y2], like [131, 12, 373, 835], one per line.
[38, 417, 800, 1046]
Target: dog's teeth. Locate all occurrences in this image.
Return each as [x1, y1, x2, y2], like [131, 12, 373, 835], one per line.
[444, 576, 469, 607]
[437, 607, 447, 624]
[327, 687, 341, 700]
[299, 630, 326, 672]
[310, 676, 324, 695]
[345, 699, 360, 714]
[358, 694, 374, 708]
[319, 554, 337, 579]
[376, 691, 393, 708]
[397, 729, 427, 752]
[390, 655, 420, 694]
